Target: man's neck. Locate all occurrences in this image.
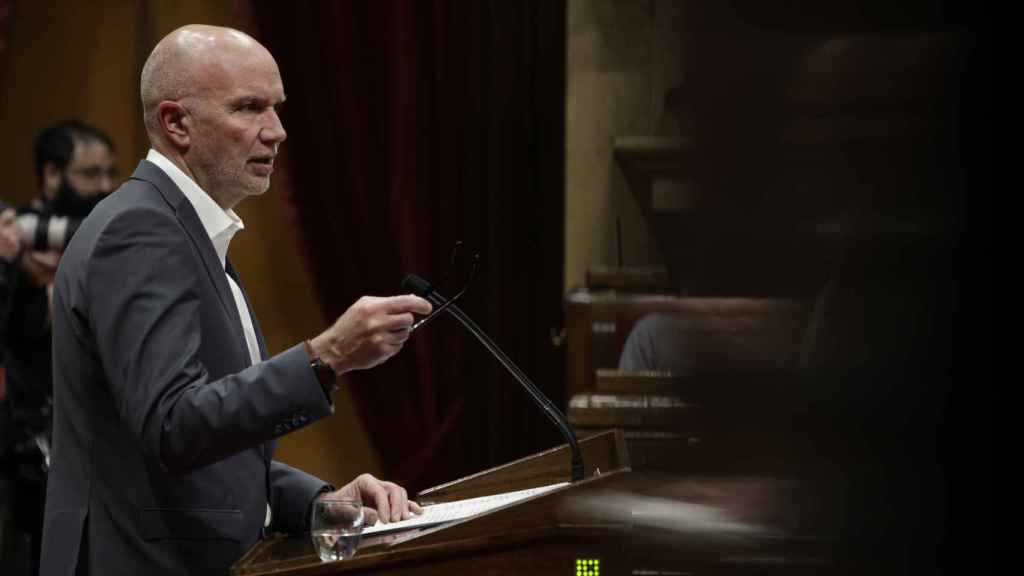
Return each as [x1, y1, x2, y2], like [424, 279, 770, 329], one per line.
[150, 145, 239, 210]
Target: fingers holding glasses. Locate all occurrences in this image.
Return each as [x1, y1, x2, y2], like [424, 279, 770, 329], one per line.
[310, 295, 432, 373]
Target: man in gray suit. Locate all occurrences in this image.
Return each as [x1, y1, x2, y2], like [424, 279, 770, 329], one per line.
[40, 25, 431, 575]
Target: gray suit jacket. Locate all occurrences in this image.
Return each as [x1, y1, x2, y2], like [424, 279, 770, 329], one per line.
[41, 161, 333, 575]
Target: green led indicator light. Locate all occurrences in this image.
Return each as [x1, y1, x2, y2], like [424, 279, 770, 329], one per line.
[575, 558, 600, 576]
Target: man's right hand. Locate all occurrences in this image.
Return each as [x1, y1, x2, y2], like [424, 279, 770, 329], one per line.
[308, 295, 432, 374]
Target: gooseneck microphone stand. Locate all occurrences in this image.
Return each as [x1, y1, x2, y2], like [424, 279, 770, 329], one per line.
[403, 274, 584, 483]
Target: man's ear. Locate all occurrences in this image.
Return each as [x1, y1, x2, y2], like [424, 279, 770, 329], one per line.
[157, 101, 192, 149]
[42, 163, 61, 202]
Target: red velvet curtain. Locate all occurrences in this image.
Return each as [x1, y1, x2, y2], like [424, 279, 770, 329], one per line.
[248, 1, 566, 491]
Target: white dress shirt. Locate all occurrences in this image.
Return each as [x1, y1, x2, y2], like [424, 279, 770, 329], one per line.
[145, 149, 271, 527]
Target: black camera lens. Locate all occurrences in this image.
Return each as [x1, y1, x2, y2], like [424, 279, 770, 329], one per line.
[16, 213, 82, 251]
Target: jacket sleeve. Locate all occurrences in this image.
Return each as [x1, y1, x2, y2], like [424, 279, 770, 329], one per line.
[86, 206, 332, 473]
[270, 460, 332, 534]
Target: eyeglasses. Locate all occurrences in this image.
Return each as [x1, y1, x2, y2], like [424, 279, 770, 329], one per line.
[409, 241, 480, 333]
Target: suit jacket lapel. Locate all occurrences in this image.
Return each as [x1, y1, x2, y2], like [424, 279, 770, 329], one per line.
[129, 161, 249, 365]
[132, 162, 274, 467]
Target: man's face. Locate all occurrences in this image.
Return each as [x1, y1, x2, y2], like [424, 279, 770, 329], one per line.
[65, 139, 118, 198]
[186, 47, 287, 207]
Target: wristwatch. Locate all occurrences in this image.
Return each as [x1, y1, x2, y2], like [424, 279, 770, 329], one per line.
[305, 341, 339, 397]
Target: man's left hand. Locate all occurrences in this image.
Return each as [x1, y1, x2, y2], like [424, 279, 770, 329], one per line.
[330, 473, 422, 524]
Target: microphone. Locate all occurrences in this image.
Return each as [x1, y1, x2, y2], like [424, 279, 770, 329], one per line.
[403, 274, 468, 333]
[402, 274, 584, 482]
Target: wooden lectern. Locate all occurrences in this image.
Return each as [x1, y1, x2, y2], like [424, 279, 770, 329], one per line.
[231, 429, 836, 575]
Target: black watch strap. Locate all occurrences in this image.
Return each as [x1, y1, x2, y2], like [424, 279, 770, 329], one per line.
[304, 341, 339, 397]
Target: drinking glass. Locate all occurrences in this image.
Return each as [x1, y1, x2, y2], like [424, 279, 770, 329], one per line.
[310, 494, 364, 562]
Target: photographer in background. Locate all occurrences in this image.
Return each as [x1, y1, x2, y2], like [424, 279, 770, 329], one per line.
[0, 120, 117, 576]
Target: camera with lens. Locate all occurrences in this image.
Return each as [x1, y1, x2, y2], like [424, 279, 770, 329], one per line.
[16, 211, 82, 251]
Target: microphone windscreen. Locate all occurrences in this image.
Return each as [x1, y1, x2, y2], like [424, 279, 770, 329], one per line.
[401, 274, 435, 297]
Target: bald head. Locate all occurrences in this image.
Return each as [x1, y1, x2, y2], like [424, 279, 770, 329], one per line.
[138, 24, 287, 209]
[140, 25, 274, 142]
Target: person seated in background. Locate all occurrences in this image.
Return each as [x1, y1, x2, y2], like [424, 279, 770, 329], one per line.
[618, 309, 806, 377]
[618, 313, 694, 375]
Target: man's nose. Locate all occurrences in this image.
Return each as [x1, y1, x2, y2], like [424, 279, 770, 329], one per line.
[261, 111, 287, 144]
[99, 174, 115, 194]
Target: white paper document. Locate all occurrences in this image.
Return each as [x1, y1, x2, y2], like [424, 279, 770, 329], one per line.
[363, 481, 570, 536]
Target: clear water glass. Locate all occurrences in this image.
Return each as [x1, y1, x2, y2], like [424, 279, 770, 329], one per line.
[310, 494, 364, 562]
